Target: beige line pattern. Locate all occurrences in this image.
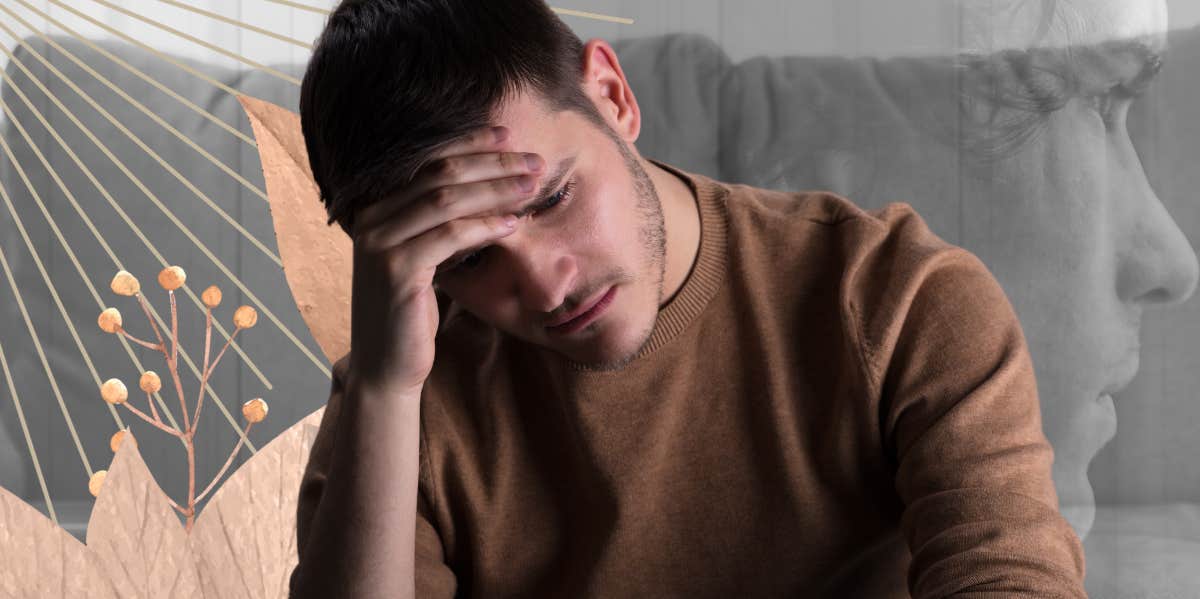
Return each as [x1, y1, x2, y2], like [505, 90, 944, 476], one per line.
[0, 18, 281, 268]
[0, 208, 97, 478]
[258, 0, 636, 24]
[0, 335, 56, 525]
[3, 3, 266, 201]
[552, 7, 635, 24]
[0, 66, 328, 384]
[0, 86, 259, 455]
[0, 100, 193, 452]
[155, 0, 314, 49]
[14, 0, 257, 146]
[0, 137, 134, 444]
[0, 43, 280, 393]
[11, 0, 255, 147]
[76, 0, 302, 86]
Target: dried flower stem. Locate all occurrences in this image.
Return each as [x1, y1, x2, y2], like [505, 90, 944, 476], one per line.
[192, 308, 214, 432]
[169, 290, 178, 364]
[103, 271, 263, 535]
[144, 391, 161, 426]
[135, 293, 167, 356]
[194, 421, 254, 504]
[193, 327, 240, 431]
[201, 329, 239, 383]
[160, 491, 186, 515]
[115, 327, 162, 352]
[120, 401, 182, 438]
[167, 291, 190, 432]
[135, 293, 180, 426]
[186, 427, 196, 531]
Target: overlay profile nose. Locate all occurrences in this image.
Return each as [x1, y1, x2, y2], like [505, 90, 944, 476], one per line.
[1117, 193, 1199, 306]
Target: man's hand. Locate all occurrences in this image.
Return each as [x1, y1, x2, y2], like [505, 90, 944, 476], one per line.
[346, 124, 546, 393]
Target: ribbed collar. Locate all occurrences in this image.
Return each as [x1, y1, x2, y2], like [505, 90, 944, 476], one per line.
[560, 158, 730, 374]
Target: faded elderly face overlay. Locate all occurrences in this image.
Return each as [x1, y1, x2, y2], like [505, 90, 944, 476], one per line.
[953, 0, 1198, 539]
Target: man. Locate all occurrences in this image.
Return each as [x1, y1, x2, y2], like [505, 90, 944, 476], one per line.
[287, 1, 1087, 597]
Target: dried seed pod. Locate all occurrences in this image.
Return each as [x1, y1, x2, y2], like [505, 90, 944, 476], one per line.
[201, 285, 222, 308]
[88, 470, 107, 497]
[139, 371, 162, 393]
[110, 270, 140, 296]
[109, 429, 136, 453]
[157, 265, 186, 291]
[100, 378, 128, 405]
[242, 397, 268, 423]
[97, 307, 122, 334]
[233, 305, 258, 329]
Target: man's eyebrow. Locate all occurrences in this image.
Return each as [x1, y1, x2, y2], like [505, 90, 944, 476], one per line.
[510, 154, 577, 219]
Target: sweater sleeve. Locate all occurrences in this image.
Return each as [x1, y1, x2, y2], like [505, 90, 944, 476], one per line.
[288, 354, 458, 598]
[850, 204, 1087, 598]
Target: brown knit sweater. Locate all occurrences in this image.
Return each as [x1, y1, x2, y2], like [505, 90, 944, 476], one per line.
[293, 160, 1087, 598]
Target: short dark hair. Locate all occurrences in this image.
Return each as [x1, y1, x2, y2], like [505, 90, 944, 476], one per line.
[300, 0, 608, 237]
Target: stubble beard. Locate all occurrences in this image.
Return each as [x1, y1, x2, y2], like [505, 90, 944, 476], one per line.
[580, 132, 667, 372]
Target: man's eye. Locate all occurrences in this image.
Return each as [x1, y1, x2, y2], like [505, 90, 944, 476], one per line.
[440, 179, 576, 276]
[541, 179, 575, 211]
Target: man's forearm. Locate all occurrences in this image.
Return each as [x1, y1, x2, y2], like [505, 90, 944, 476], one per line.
[291, 375, 423, 599]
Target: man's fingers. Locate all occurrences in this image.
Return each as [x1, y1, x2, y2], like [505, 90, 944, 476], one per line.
[358, 174, 537, 252]
[408, 150, 544, 201]
[400, 213, 520, 278]
[353, 125, 545, 237]
[351, 125, 507, 228]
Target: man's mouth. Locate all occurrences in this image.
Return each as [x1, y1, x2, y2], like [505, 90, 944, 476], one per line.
[545, 285, 616, 334]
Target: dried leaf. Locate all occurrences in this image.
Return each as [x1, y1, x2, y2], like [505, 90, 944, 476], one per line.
[188, 406, 327, 599]
[0, 485, 116, 599]
[85, 431, 203, 598]
[237, 94, 352, 365]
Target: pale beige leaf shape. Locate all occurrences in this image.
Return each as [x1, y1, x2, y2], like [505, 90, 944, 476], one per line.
[0, 485, 115, 599]
[188, 406, 325, 599]
[0, 405, 327, 598]
[237, 93, 352, 366]
[86, 431, 204, 598]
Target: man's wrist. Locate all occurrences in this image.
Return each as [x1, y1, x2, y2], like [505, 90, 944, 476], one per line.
[345, 369, 424, 404]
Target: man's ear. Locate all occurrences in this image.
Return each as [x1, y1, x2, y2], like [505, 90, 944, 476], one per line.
[580, 38, 641, 143]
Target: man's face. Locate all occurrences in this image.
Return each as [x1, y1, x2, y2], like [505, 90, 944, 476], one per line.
[956, 0, 1198, 538]
[432, 90, 667, 371]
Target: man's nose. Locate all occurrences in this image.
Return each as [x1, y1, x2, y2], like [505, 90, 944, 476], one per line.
[1116, 189, 1199, 307]
[505, 242, 577, 316]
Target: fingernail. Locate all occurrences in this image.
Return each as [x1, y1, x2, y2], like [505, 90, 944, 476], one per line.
[493, 126, 508, 143]
[518, 175, 535, 192]
[525, 153, 543, 171]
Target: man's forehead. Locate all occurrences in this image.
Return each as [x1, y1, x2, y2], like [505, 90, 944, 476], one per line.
[490, 89, 567, 145]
